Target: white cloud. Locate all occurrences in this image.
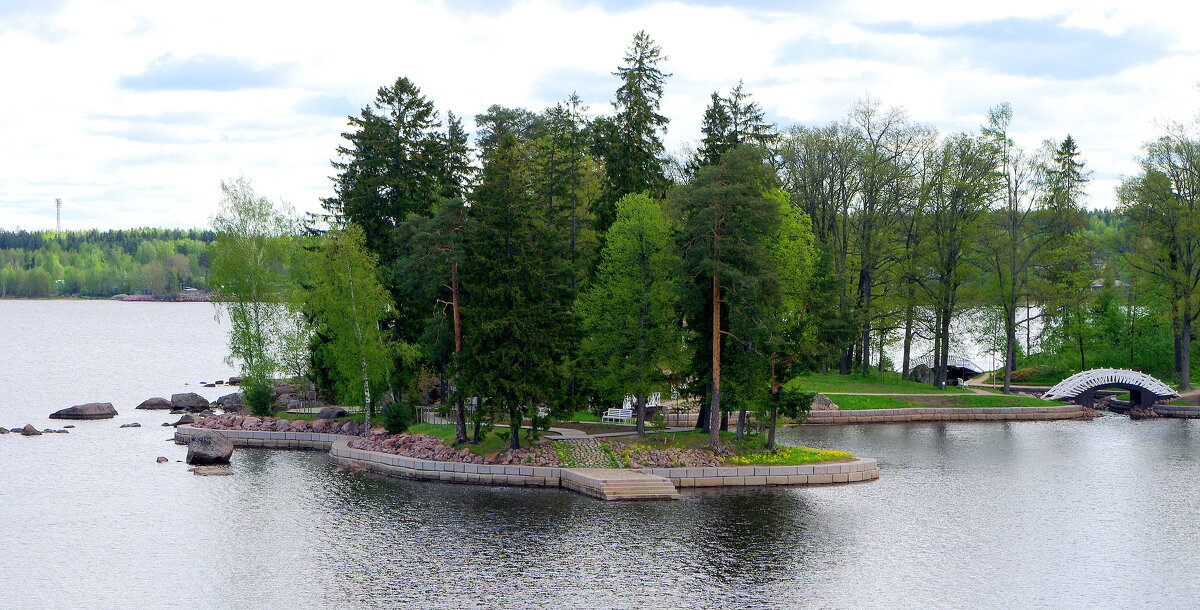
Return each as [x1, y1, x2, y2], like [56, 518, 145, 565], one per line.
[1, 0, 1198, 230]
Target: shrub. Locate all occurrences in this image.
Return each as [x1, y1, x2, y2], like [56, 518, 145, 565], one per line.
[243, 378, 274, 416]
[382, 401, 412, 434]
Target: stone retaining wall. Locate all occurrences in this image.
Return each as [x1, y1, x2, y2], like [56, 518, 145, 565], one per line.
[804, 404, 1086, 425]
[1152, 405, 1200, 418]
[632, 460, 879, 487]
[174, 426, 339, 450]
[174, 426, 879, 495]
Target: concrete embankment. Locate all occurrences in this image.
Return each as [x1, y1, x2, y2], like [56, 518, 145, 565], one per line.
[805, 404, 1088, 425]
[174, 425, 879, 501]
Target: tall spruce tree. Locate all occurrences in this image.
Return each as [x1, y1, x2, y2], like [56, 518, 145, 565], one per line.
[322, 77, 444, 255]
[461, 134, 575, 450]
[596, 31, 671, 234]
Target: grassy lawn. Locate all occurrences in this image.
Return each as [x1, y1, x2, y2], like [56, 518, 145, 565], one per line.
[568, 410, 600, 422]
[788, 371, 969, 394]
[622, 429, 853, 465]
[981, 374, 1065, 386]
[832, 394, 1059, 410]
[405, 423, 524, 455]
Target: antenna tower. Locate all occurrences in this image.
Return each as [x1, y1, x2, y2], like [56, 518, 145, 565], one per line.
[56, 198, 62, 233]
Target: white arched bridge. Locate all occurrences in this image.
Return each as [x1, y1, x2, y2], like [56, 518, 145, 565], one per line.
[1043, 369, 1178, 409]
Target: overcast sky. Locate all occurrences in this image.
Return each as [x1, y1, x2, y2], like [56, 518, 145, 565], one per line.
[2, 0, 1198, 231]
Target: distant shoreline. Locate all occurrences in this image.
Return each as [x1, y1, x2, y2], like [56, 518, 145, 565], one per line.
[0, 295, 212, 302]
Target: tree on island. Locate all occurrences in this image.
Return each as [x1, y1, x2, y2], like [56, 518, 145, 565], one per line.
[302, 224, 398, 430]
[461, 134, 575, 450]
[395, 198, 472, 444]
[594, 30, 671, 234]
[673, 145, 784, 447]
[577, 192, 681, 435]
[1119, 125, 1200, 390]
[210, 176, 300, 416]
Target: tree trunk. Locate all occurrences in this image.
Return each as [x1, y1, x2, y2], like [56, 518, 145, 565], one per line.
[361, 358, 372, 432]
[901, 298, 914, 380]
[735, 405, 747, 440]
[1003, 295, 1017, 394]
[452, 260, 466, 445]
[1183, 312, 1192, 390]
[1076, 307, 1086, 371]
[636, 394, 646, 435]
[509, 404, 521, 450]
[710, 273, 721, 447]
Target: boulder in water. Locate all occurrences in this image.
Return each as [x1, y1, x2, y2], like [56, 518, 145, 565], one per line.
[0, 427, 9, 435]
[136, 397, 172, 410]
[317, 406, 349, 419]
[186, 431, 233, 465]
[119, 422, 142, 428]
[171, 414, 197, 426]
[171, 393, 210, 412]
[20, 424, 42, 436]
[156, 456, 169, 463]
[50, 402, 117, 420]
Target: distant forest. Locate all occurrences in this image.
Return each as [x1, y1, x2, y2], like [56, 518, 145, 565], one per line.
[0, 229, 214, 298]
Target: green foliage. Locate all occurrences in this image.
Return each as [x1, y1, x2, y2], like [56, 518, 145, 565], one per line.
[461, 133, 576, 450]
[210, 176, 301, 387]
[577, 192, 680, 431]
[382, 400, 412, 434]
[242, 378, 274, 417]
[301, 224, 399, 428]
[727, 445, 852, 465]
[0, 229, 214, 298]
[595, 31, 671, 233]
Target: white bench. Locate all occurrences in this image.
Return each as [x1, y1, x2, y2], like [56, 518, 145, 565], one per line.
[602, 407, 634, 423]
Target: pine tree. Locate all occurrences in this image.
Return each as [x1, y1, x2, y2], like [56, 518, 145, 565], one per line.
[395, 198, 472, 443]
[673, 145, 783, 447]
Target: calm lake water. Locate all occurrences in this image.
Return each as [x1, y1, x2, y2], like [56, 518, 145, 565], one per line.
[2, 300, 1199, 609]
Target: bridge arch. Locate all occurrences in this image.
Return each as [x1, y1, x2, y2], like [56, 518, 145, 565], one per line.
[1042, 369, 1177, 409]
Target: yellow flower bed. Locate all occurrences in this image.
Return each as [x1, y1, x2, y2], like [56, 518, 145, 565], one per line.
[727, 445, 853, 465]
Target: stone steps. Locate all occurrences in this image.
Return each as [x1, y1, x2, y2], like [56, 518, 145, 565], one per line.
[561, 468, 680, 501]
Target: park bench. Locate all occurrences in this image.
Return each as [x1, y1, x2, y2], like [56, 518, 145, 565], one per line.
[602, 407, 634, 423]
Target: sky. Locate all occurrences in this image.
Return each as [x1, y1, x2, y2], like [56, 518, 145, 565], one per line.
[1, 0, 1198, 231]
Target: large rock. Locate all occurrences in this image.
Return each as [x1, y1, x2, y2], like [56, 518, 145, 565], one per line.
[812, 394, 840, 411]
[171, 414, 197, 427]
[171, 393, 210, 412]
[20, 424, 42, 436]
[136, 397, 172, 410]
[50, 402, 118, 420]
[214, 392, 244, 407]
[317, 406, 349, 419]
[186, 431, 234, 465]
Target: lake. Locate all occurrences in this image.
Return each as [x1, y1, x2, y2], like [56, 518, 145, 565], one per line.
[1, 300, 1198, 608]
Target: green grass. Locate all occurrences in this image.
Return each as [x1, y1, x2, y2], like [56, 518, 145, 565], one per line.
[627, 429, 853, 465]
[788, 371, 969, 394]
[405, 423, 515, 455]
[832, 394, 1059, 410]
[981, 374, 1065, 386]
[568, 410, 600, 422]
